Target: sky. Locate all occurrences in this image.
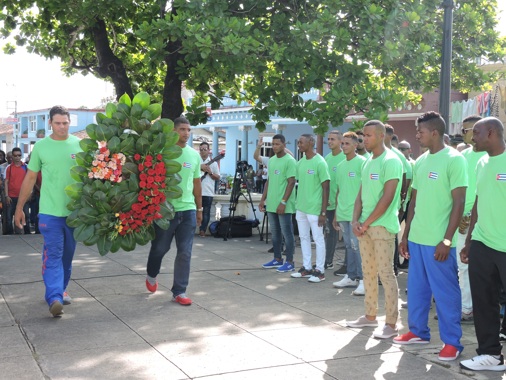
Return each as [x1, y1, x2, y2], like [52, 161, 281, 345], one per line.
[0, 3, 505, 117]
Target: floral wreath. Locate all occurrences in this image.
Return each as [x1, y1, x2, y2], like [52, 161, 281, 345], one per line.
[65, 92, 183, 255]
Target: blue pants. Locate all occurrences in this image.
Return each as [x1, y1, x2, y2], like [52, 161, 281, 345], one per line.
[147, 210, 196, 297]
[407, 241, 463, 352]
[39, 214, 77, 306]
[200, 196, 213, 233]
[339, 221, 362, 280]
[267, 212, 295, 262]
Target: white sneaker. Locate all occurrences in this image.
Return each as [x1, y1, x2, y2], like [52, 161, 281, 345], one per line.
[346, 315, 378, 328]
[460, 354, 506, 371]
[373, 325, 398, 339]
[352, 280, 365, 296]
[333, 275, 358, 288]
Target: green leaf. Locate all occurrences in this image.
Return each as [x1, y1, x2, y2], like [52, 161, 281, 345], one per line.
[95, 113, 106, 123]
[79, 138, 98, 153]
[93, 190, 107, 203]
[147, 103, 162, 120]
[66, 199, 81, 212]
[130, 103, 143, 118]
[97, 234, 113, 256]
[78, 206, 99, 224]
[151, 132, 166, 152]
[128, 174, 139, 192]
[166, 185, 183, 199]
[70, 166, 88, 182]
[159, 119, 174, 134]
[83, 230, 100, 246]
[135, 137, 150, 154]
[65, 183, 83, 200]
[119, 93, 131, 107]
[66, 210, 81, 227]
[120, 233, 136, 251]
[85, 124, 98, 140]
[119, 136, 136, 156]
[110, 237, 123, 253]
[117, 103, 131, 116]
[155, 217, 170, 230]
[75, 151, 92, 167]
[122, 162, 139, 177]
[105, 103, 117, 118]
[122, 192, 138, 210]
[162, 145, 182, 160]
[132, 91, 150, 110]
[107, 136, 121, 152]
[73, 223, 95, 243]
[165, 160, 182, 174]
[110, 194, 125, 212]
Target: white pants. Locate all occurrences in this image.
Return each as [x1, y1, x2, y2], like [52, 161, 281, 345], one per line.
[457, 231, 472, 313]
[296, 210, 326, 272]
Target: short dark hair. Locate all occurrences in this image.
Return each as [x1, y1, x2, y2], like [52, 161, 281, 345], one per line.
[174, 116, 190, 128]
[355, 130, 364, 136]
[272, 134, 285, 144]
[391, 134, 399, 142]
[416, 111, 446, 136]
[462, 115, 482, 124]
[12, 147, 22, 154]
[300, 133, 315, 146]
[384, 124, 395, 136]
[49, 105, 70, 121]
[364, 120, 386, 134]
[199, 141, 209, 149]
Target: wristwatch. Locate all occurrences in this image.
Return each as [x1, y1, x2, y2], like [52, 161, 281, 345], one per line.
[197, 208, 204, 212]
[321, 211, 326, 216]
[442, 238, 451, 247]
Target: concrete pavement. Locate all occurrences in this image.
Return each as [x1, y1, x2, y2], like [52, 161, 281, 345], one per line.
[0, 233, 503, 379]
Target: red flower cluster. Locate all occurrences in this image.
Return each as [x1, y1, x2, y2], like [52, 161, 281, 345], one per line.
[117, 154, 167, 235]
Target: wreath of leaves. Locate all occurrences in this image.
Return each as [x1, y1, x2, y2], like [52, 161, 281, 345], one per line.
[64, 92, 183, 255]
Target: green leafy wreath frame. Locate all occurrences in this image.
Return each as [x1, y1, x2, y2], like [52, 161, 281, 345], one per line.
[64, 92, 183, 255]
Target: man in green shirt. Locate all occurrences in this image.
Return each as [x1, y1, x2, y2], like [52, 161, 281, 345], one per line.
[346, 120, 402, 341]
[397, 111, 467, 362]
[146, 117, 203, 306]
[356, 130, 371, 159]
[460, 117, 506, 372]
[259, 134, 297, 273]
[291, 134, 330, 283]
[458, 115, 487, 323]
[14, 105, 82, 317]
[325, 130, 345, 271]
[332, 132, 366, 295]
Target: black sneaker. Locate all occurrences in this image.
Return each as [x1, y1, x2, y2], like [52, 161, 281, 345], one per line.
[325, 262, 334, 270]
[268, 247, 274, 253]
[333, 266, 347, 276]
[291, 267, 313, 278]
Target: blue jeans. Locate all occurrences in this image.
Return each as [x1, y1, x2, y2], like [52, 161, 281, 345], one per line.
[267, 212, 295, 262]
[39, 214, 77, 306]
[147, 210, 196, 297]
[339, 221, 362, 280]
[200, 196, 213, 233]
[6, 197, 31, 234]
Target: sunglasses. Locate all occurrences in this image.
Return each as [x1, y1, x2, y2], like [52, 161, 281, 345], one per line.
[13, 154, 22, 157]
[461, 127, 473, 134]
[399, 147, 409, 151]
[357, 139, 363, 143]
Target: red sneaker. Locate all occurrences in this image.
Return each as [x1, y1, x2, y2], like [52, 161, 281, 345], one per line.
[439, 344, 460, 361]
[145, 278, 158, 293]
[172, 293, 192, 306]
[393, 331, 430, 345]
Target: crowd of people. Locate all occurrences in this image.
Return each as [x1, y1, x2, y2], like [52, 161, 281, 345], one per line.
[8, 105, 506, 373]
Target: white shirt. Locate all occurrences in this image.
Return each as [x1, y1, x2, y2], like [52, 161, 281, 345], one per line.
[201, 157, 220, 197]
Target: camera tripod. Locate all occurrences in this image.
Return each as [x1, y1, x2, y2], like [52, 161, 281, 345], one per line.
[224, 161, 261, 241]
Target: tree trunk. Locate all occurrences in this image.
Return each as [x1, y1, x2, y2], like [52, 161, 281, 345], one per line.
[161, 7, 184, 121]
[92, 18, 133, 100]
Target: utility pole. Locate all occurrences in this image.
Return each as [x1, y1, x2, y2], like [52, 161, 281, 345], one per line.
[439, 0, 454, 132]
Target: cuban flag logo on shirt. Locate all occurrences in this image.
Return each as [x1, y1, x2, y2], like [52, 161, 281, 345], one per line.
[70, 154, 76, 159]
[332, 166, 337, 172]
[497, 174, 506, 181]
[370, 173, 379, 180]
[183, 162, 192, 169]
[307, 169, 315, 174]
[428, 172, 438, 180]
[274, 169, 280, 175]
[348, 172, 356, 177]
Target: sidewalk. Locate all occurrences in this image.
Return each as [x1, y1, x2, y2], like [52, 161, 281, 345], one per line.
[0, 234, 501, 379]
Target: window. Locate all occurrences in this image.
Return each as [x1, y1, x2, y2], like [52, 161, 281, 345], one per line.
[29, 116, 36, 132]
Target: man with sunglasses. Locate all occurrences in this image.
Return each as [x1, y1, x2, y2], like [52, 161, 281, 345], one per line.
[457, 115, 487, 324]
[4, 147, 30, 235]
[355, 131, 370, 159]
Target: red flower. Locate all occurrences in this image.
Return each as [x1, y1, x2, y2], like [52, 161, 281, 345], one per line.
[134, 154, 141, 161]
[138, 163, 144, 171]
[156, 154, 163, 161]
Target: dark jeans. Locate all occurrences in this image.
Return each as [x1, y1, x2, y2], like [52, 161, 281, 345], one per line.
[267, 212, 295, 262]
[200, 196, 213, 233]
[325, 210, 338, 265]
[469, 240, 506, 356]
[147, 210, 196, 297]
[6, 197, 30, 234]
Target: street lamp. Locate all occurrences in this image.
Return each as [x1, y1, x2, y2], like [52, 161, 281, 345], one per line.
[439, 0, 454, 132]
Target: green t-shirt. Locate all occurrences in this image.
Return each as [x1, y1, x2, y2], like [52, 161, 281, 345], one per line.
[409, 146, 468, 247]
[28, 135, 82, 217]
[360, 149, 403, 234]
[171, 145, 201, 212]
[359, 152, 371, 159]
[266, 154, 296, 213]
[461, 147, 487, 214]
[472, 152, 506, 252]
[296, 154, 330, 215]
[391, 146, 411, 179]
[335, 154, 366, 222]
[325, 151, 345, 210]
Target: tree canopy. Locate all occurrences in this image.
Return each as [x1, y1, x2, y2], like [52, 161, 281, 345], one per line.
[2, 0, 505, 134]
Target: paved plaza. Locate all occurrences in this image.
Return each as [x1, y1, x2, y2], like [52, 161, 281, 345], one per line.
[0, 233, 503, 379]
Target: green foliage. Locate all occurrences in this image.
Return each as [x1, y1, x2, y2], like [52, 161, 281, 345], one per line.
[1, 1, 505, 133]
[63, 92, 182, 255]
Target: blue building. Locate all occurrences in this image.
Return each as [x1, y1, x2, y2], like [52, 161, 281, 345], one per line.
[13, 108, 102, 158]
